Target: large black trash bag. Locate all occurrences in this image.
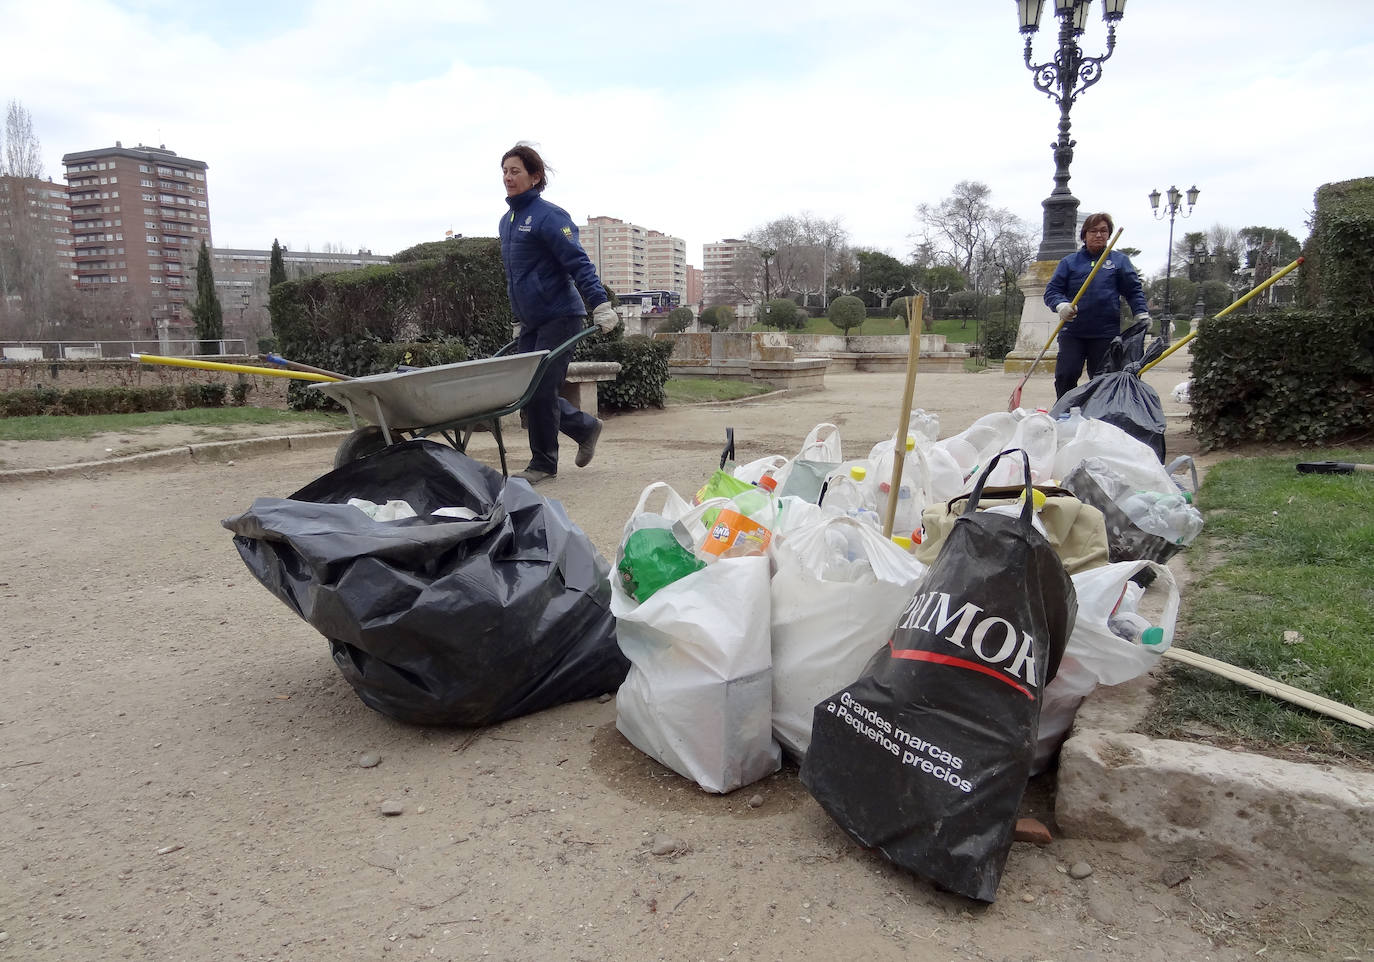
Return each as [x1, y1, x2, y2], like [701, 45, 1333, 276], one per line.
[1050, 320, 1168, 462]
[800, 450, 1077, 903]
[222, 440, 627, 726]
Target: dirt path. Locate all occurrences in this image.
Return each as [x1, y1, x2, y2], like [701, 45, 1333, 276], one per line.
[3, 361, 1369, 961]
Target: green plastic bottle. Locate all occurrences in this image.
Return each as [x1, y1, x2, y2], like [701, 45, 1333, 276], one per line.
[618, 528, 705, 603]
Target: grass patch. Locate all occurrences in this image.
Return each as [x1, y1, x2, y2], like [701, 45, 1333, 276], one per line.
[664, 378, 774, 405]
[0, 407, 350, 442]
[1146, 448, 1374, 763]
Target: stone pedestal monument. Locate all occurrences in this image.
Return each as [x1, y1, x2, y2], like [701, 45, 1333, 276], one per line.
[1002, 260, 1060, 376]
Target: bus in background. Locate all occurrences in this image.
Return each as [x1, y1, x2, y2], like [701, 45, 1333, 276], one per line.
[618, 290, 681, 314]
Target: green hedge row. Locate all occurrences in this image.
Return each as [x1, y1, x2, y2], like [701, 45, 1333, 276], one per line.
[1190, 309, 1374, 448]
[1303, 177, 1374, 313]
[576, 332, 673, 411]
[0, 382, 247, 417]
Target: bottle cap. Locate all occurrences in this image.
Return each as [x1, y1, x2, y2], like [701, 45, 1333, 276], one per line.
[905, 435, 915, 451]
[1141, 626, 1166, 647]
[1018, 488, 1047, 511]
[758, 475, 777, 492]
[850, 466, 867, 481]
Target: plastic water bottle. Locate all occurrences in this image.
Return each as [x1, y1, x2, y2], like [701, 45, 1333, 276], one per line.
[1108, 611, 1166, 648]
[1056, 406, 1086, 444]
[822, 465, 879, 526]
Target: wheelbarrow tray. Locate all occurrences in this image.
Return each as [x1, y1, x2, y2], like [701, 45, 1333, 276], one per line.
[309, 350, 549, 432]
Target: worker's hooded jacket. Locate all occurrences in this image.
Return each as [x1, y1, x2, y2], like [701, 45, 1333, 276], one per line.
[499, 188, 607, 330]
[1043, 247, 1149, 340]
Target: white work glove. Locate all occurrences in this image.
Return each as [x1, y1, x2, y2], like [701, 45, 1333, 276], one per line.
[592, 301, 618, 333]
[1056, 301, 1078, 323]
[1134, 312, 1152, 324]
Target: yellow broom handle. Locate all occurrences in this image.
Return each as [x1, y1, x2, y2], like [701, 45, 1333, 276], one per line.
[132, 353, 341, 382]
[1138, 256, 1304, 375]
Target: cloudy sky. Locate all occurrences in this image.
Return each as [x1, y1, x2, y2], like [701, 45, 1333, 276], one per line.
[3, 0, 1371, 276]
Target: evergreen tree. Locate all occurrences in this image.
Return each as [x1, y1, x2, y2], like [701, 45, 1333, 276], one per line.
[190, 240, 224, 353]
[269, 239, 287, 288]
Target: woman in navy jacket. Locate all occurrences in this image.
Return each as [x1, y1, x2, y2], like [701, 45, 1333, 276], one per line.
[1043, 212, 1150, 400]
[499, 144, 619, 484]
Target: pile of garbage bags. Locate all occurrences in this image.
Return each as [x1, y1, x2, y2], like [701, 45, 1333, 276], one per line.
[609, 407, 1197, 901]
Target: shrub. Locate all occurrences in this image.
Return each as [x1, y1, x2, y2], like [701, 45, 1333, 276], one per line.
[762, 298, 800, 330]
[180, 383, 228, 408]
[576, 334, 674, 411]
[1305, 177, 1374, 314]
[699, 305, 735, 331]
[829, 295, 866, 334]
[661, 306, 695, 333]
[980, 314, 1018, 361]
[231, 380, 252, 406]
[256, 336, 278, 354]
[1191, 308, 1374, 449]
[271, 236, 512, 410]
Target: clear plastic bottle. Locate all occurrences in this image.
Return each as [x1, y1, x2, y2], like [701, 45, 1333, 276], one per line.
[822, 465, 878, 524]
[1108, 610, 1166, 648]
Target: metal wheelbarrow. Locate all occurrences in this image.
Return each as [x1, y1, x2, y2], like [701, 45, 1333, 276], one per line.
[310, 325, 600, 475]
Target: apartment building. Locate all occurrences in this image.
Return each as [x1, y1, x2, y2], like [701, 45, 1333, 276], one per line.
[579, 215, 690, 300]
[209, 246, 392, 326]
[0, 175, 74, 279]
[685, 264, 703, 307]
[61, 142, 212, 334]
[703, 238, 754, 305]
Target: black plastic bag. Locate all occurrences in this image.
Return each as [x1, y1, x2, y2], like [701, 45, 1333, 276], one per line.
[800, 450, 1077, 903]
[1051, 321, 1168, 462]
[222, 440, 627, 726]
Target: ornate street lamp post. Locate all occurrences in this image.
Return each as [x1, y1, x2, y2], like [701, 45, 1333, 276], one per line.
[1018, 0, 1128, 263]
[1190, 241, 1211, 322]
[1148, 183, 1199, 342]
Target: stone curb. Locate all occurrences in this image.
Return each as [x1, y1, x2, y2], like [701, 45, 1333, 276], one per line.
[1057, 729, 1374, 886]
[1056, 679, 1374, 888]
[0, 431, 349, 484]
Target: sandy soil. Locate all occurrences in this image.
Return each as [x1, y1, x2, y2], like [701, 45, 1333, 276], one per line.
[3, 360, 1370, 962]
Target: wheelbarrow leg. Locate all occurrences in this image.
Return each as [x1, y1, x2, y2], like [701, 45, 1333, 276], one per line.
[492, 418, 509, 477]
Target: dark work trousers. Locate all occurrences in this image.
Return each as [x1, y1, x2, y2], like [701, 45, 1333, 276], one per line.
[1054, 332, 1114, 400]
[518, 315, 597, 474]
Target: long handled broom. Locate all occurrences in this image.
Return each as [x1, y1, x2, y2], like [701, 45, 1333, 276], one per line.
[1007, 228, 1123, 412]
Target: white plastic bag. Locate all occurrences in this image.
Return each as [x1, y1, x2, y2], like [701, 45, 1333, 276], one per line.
[1053, 419, 1175, 494]
[733, 455, 789, 486]
[612, 483, 780, 793]
[770, 516, 926, 759]
[1032, 560, 1178, 774]
[986, 411, 1058, 486]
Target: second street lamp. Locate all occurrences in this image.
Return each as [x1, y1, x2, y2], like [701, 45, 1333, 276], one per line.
[1190, 241, 1211, 322]
[1148, 183, 1199, 343]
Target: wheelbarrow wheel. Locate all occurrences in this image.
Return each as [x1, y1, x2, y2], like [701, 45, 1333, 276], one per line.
[334, 426, 389, 468]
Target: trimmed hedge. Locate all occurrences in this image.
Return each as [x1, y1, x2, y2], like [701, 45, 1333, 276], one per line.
[271, 236, 512, 409]
[1190, 309, 1374, 449]
[1304, 177, 1374, 314]
[576, 332, 673, 411]
[1, 386, 180, 417]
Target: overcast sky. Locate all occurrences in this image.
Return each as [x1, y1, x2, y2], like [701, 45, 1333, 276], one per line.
[3, 0, 1371, 277]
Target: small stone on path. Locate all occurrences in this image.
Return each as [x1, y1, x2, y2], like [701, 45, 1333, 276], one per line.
[747, 794, 764, 808]
[380, 800, 404, 816]
[357, 753, 381, 768]
[1020, 893, 1036, 903]
[1087, 893, 1117, 925]
[1068, 861, 1093, 880]
[597, 693, 612, 704]
[651, 834, 679, 856]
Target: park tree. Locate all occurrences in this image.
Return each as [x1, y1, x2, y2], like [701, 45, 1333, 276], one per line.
[829, 294, 866, 335]
[853, 249, 910, 308]
[0, 99, 74, 339]
[269, 239, 287, 288]
[761, 297, 801, 330]
[661, 306, 694, 333]
[743, 213, 849, 308]
[190, 240, 224, 353]
[914, 181, 1027, 294]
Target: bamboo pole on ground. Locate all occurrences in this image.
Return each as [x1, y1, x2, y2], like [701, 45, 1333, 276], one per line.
[882, 294, 925, 540]
[1163, 646, 1373, 730]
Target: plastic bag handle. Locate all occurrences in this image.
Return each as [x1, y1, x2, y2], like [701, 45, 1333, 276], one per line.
[963, 448, 1034, 524]
[630, 481, 694, 523]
